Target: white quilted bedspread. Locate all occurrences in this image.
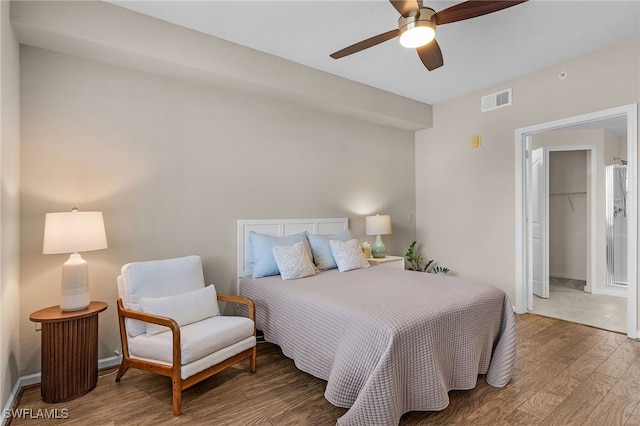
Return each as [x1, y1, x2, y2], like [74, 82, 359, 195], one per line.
[239, 267, 516, 426]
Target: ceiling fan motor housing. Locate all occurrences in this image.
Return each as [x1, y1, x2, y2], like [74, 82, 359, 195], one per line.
[330, 0, 528, 71]
[398, 7, 437, 48]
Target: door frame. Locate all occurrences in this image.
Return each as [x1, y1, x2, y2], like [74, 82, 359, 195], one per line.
[541, 146, 597, 292]
[514, 104, 638, 339]
[526, 144, 597, 309]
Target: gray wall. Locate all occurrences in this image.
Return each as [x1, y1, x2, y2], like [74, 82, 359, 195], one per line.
[18, 46, 416, 375]
[416, 37, 639, 315]
[0, 0, 22, 412]
[548, 150, 588, 280]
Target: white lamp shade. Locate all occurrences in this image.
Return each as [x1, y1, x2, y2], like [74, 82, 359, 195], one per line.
[366, 214, 392, 236]
[43, 210, 108, 254]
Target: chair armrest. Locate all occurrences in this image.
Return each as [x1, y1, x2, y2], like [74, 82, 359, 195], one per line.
[217, 293, 255, 321]
[116, 298, 182, 365]
[117, 299, 180, 331]
[217, 294, 256, 335]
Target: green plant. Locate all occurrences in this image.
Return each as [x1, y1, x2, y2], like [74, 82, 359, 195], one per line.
[405, 241, 449, 274]
[405, 241, 424, 271]
[431, 266, 450, 274]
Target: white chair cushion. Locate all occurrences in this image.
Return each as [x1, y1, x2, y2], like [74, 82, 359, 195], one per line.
[128, 316, 255, 365]
[179, 337, 256, 380]
[120, 255, 205, 337]
[141, 285, 221, 336]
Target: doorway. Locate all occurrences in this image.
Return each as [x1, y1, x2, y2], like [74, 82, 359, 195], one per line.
[529, 147, 626, 333]
[514, 104, 638, 339]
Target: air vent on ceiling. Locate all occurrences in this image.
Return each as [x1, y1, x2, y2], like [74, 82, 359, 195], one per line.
[481, 88, 512, 112]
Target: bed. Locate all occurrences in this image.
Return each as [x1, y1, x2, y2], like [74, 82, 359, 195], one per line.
[237, 218, 516, 426]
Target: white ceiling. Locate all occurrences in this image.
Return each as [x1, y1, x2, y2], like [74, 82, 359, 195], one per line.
[106, 0, 639, 106]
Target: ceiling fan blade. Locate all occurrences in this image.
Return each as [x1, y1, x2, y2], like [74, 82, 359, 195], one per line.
[434, 0, 528, 25]
[389, 0, 420, 18]
[417, 39, 444, 71]
[330, 29, 399, 59]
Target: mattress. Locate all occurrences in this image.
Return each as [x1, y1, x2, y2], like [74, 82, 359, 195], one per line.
[239, 266, 516, 426]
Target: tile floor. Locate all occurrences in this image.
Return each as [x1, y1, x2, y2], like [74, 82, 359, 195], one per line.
[531, 277, 627, 334]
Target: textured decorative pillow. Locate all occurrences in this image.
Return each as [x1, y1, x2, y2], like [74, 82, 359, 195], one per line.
[141, 285, 220, 336]
[272, 241, 317, 280]
[329, 239, 371, 272]
[249, 231, 311, 278]
[307, 229, 354, 270]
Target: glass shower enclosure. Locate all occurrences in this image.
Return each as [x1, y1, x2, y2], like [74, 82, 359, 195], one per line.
[606, 164, 628, 288]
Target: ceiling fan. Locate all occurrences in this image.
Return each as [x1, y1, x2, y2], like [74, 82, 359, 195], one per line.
[330, 0, 528, 71]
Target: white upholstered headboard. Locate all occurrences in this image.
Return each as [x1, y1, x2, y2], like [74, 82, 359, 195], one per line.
[236, 217, 348, 280]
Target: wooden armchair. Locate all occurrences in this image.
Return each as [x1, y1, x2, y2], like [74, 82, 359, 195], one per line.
[115, 255, 256, 416]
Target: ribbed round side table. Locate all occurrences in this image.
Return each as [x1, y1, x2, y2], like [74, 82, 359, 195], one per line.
[30, 301, 107, 403]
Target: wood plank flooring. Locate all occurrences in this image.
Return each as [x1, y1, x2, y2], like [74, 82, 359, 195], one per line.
[8, 314, 640, 425]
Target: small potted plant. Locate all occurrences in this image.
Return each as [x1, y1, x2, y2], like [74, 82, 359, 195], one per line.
[405, 241, 449, 274]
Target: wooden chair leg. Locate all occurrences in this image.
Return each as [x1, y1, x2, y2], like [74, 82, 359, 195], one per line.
[172, 376, 182, 416]
[115, 361, 129, 382]
[250, 346, 257, 373]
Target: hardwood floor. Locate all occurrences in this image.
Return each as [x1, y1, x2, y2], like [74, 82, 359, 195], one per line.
[9, 314, 640, 425]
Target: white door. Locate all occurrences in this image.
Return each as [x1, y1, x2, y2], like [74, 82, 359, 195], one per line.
[531, 148, 549, 298]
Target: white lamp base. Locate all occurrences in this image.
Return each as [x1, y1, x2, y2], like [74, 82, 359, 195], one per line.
[60, 253, 90, 312]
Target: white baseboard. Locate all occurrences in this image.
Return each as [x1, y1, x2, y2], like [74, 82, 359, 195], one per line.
[98, 355, 121, 370]
[1, 374, 33, 426]
[590, 286, 628, 298]
[1, 355, 121, 426]
[549, 273, 587, 281]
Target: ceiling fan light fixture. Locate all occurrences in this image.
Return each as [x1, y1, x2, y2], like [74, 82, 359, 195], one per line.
[398, 8, 436, 49]
[399, 25, 435, 48]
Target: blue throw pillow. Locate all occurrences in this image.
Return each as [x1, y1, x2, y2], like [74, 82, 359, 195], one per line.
[306, 229, 354, 270]
[249, 231, 311, 278]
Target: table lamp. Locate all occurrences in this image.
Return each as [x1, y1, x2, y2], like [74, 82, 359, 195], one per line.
[43, 208, 107, 311]
[366, 214, 392, 258]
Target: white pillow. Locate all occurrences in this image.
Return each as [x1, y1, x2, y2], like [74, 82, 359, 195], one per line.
[248, 231, 312, 278]
[272, 241, 317, 280]
[141, 285, 220, 336]
[329, 239, 371, 272]
[121, 255, 205, 337]
[306, 229, 354, 270]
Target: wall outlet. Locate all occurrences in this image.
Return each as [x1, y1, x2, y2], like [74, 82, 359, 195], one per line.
[35, 323, 41, 332]
[408, 213, 414, 223]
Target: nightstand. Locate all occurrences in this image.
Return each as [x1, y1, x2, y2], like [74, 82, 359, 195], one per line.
[30, 301, 107, 403]
[367, 255, 405, 269]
